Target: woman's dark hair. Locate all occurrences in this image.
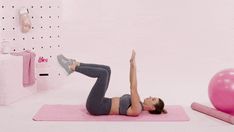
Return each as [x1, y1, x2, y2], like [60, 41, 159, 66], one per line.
[149, 98, 167, 114]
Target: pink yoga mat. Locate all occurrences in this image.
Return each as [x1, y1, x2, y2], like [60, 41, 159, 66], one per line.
[33, 104, 189, 121]
[191, 102, 234, 125]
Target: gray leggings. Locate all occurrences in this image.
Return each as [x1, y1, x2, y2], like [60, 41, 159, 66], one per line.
[75, 63, 112, 115]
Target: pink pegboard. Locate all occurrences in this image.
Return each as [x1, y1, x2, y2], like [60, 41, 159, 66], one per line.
[0, 0, 65, 95]
[0, 0, 62, 54]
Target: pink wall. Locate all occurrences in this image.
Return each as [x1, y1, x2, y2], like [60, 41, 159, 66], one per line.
[61, 0, 234, 105]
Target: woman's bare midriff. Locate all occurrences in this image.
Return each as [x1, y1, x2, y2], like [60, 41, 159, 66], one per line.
[109, 97, 120, 115]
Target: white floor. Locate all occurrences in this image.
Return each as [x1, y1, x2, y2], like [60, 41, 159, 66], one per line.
[0, 81, 234, 132]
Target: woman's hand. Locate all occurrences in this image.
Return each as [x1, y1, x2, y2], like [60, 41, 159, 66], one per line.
[129, 49, 137, 86]
[130, 49, 136, 66]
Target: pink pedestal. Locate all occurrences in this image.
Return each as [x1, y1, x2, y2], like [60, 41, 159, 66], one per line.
[36, 63, 51, 91]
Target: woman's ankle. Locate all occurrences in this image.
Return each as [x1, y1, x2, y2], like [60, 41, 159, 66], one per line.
[70, 61, 80, 71]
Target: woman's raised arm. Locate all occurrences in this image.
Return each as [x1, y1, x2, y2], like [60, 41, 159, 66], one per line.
[127, 50, 142, 116]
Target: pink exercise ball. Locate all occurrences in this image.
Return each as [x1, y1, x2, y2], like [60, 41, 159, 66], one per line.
[208, 69, 234, 115]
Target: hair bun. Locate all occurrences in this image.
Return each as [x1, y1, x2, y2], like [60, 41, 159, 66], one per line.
[162, 109, 167, 114]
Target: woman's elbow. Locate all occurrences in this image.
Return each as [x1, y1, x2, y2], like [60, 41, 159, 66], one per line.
[131, 112, 140, 117]
[128, 109, 141, 116]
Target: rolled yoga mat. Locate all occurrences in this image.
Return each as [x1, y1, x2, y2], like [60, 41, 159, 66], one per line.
[33, 104, 189, 121]
[191, 102, 234, 125]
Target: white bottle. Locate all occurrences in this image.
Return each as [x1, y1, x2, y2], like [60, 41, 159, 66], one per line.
[1, 40, 11, 54]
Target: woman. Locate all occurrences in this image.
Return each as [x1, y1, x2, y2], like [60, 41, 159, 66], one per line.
[57, 50, 167, 116]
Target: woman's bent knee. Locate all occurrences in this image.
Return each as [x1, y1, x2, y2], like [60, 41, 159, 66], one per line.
[99, 68, 109, 77]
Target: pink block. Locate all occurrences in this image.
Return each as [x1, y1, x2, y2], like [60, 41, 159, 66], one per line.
[0, 55, 36, 105]
[33, 104, 189, 121]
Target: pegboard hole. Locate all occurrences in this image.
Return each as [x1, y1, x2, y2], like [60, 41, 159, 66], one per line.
[49, 46, 52, 48]
[49, 6, 52, 8]
[13, 38, 16, 41]
[22, 38, 25, 40]
[2, 28, 5, 31]
[40, 26, 43, 29]
[49, 26, 52, 28]
[12, 6, 14, 8]
[49, 16, 51, 18]
[41, 36, 44, 39]
[12, 17, 15, 19]
[2, 17, 4, 19]
[23, 48, 25, 50]
[49, 36, 52, 38]
[40, 6, 43, 8]
[32, 47, 35, 50]
[2, 6, 4, 8]
[32, 16, 34, 19]
[13, 28, 15, 30]
[32, 37, 35, 40]
[32, 27, 34, 29]
[31, 6, 34, 8]
[58, 45, 60, 47]
[40, 16, 43, 18]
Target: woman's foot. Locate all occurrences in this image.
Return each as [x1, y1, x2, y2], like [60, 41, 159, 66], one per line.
[57, 54, 75, 74]
[58, 54, 75, 62]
